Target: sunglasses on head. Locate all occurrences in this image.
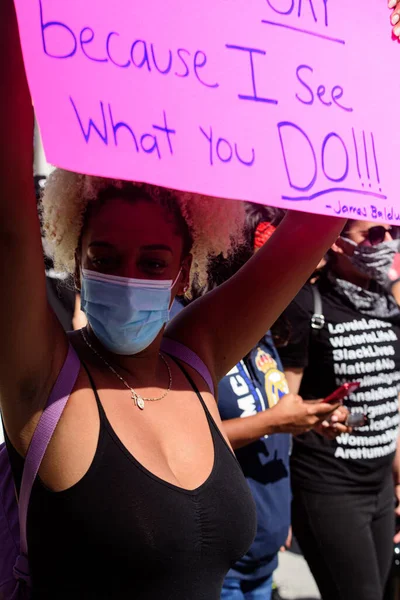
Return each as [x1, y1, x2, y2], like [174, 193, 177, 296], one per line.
[365, 226, 399, 246]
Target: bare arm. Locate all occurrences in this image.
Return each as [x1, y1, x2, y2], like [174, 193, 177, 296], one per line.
[284, 368, 304, 395]
[222, 393, 340, 450]
[0, 0, 67, 452]
[168, 212, 345, 384]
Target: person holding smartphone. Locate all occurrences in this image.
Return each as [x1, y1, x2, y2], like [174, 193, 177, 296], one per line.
[185, 203, 350, 600]
[279, 220, 400, 600]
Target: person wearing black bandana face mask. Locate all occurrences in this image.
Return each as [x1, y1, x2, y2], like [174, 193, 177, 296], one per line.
[338, 224, 400, 303]
[278, 221, 400, 600]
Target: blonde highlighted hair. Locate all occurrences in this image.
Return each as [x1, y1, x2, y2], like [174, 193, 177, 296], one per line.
[41, 169, 246, 292]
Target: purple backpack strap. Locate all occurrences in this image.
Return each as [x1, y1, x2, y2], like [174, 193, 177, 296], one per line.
[161, 338, 215, 396]
[15, 344, 80, 580]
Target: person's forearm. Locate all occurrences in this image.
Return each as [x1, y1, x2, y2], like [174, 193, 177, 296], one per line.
[222, 410, 284, 451]
[173, 211, 346, 382]
[0, 0, 35, 233]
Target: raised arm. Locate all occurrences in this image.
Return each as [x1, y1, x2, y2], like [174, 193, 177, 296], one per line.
[0, 0, 67, 451]
[168, 211, 345, 382]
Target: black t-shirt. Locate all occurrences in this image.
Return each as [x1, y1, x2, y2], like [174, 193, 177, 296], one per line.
[279, 276, 400, 494]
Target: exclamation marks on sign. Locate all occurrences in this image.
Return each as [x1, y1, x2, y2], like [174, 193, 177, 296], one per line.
[352, 128, 362, 184]
[362, 131, 371, 187]
[352, 128, 382, 192]
[370, 133, 381, 192]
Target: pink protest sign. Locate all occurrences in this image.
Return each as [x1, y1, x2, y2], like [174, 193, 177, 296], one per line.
[13, 0, 400, 221]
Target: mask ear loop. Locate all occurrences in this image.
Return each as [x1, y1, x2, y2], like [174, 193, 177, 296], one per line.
[170, 268, 189, 297]
[171, 268, 183, 289]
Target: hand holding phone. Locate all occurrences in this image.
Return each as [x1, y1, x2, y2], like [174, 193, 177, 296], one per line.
[324, 382, 360, 404]
[324, 382, 368, 429]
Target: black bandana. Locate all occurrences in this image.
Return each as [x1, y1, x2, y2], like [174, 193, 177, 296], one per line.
[326, 271, 400, 320]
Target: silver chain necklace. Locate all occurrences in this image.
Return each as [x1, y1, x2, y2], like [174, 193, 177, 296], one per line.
[80, 328, 172, 411]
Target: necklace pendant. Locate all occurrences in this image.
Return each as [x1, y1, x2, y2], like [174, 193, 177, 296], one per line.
[131, 390, 145, 410]
[133, 392, 145, 410]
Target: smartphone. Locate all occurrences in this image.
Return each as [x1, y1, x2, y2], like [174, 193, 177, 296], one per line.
[346, 413, 368, 428]
[324, 382, 360, 404]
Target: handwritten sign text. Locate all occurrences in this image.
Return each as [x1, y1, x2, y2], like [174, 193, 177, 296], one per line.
[13, 0, 399, 221]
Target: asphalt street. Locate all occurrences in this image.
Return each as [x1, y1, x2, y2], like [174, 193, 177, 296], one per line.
[274, 544, 321, 600]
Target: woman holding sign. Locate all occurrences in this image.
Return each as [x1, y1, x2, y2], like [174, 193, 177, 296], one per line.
[0, 2, 347, 599]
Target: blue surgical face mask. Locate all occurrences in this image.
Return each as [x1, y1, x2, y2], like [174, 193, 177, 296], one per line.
[80, 269, 181, 355]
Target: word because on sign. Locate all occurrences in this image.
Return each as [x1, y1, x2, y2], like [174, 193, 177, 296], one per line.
[14, 0, 400, 221]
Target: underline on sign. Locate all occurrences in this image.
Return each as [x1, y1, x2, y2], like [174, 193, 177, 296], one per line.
[282, 188, 387, 202]
[261, 20, 346, 45]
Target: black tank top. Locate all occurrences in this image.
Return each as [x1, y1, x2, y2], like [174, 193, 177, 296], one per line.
[6, 358, 256, 599]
